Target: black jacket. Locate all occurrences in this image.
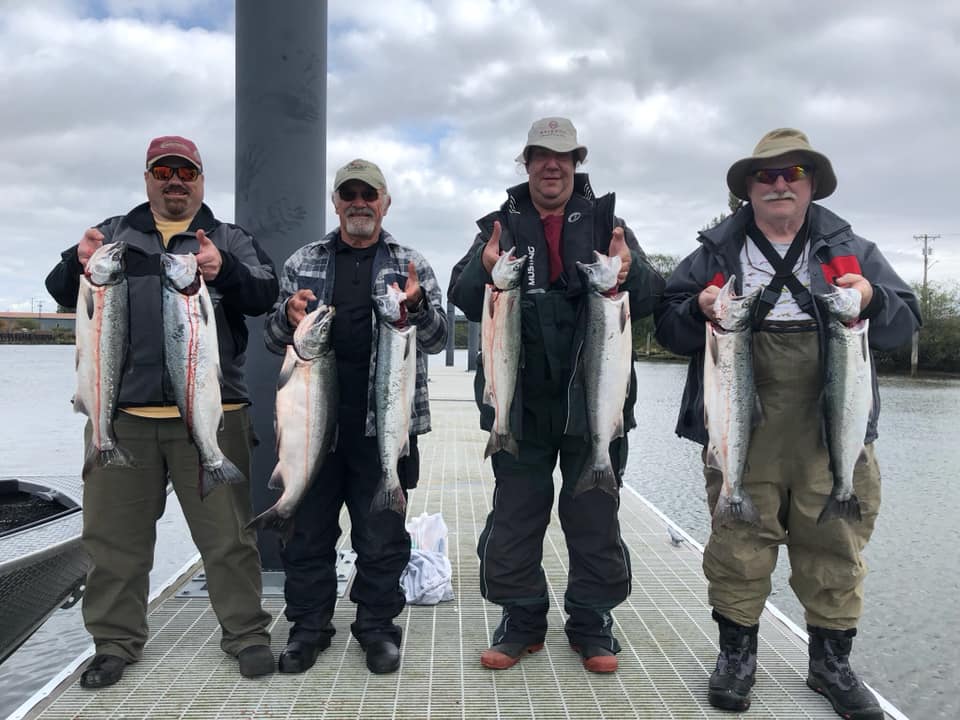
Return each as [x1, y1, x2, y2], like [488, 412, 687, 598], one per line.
[46, 202, 278, 406]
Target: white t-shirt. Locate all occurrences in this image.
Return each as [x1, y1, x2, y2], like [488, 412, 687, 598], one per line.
[739, 238, 814, 321]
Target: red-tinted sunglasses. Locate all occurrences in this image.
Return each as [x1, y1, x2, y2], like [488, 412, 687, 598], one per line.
[149, 165, 201, 182]
[338, 187, 379, 202]
[751, 165, 812, 184]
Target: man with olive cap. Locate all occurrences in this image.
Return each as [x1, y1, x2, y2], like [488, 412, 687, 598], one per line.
[448, 117, 664, 673]
[264, 158, 447, 675]
[654, 128, 920, 717]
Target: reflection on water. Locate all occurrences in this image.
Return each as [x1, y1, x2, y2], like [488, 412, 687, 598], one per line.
[1, 347, 957, 719]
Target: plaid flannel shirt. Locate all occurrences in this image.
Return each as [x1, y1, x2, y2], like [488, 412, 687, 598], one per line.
[264, 229, 447, 435]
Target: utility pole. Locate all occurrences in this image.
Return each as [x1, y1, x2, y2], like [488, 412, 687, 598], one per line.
[914, 234, 939, 318]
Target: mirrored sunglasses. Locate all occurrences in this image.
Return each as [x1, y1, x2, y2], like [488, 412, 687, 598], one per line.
[338, 187, 379, 202]
[751, 165, 812, 184]
[149, 165, 201, 182]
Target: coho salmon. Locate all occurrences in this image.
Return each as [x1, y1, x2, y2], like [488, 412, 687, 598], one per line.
[573, 252, 633, 498]
[372, 285, 417, 515]
[703, 276, 762, 529]
[249, 305, 338, 542]
[817, 286, 871, 524]
[74, 241, 134, 473]
[160, 252, 245, 498]
[480, 249, 526, 458]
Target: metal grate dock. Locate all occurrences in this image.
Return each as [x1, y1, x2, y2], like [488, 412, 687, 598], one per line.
[16, 366, 904, 719]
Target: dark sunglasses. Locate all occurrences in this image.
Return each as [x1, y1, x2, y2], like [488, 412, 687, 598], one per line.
[338, 187, 379, 202]
[751, 165, 812, 184]
[149, 165, 201, 182]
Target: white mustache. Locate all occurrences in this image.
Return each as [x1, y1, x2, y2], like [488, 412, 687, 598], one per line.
[346, 208, 374, 218]
[762, 190, 797, 201]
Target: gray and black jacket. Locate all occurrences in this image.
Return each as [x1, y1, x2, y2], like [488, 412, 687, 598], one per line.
[264, 228, 447, 436]
[448, 174, 665, 441]
[654, 202, 922, 446]
[46, 202, 278, 406]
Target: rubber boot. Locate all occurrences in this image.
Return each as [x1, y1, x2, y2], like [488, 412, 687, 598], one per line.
[708, 610, 758, 712]
[807, 626, 883, 720]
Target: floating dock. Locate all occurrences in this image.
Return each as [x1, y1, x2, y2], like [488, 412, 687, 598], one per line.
[11, 366, 906, 719]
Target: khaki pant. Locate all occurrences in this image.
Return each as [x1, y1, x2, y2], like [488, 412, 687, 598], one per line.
[702, 330, 881, 630]
[81, 409, 271, 662]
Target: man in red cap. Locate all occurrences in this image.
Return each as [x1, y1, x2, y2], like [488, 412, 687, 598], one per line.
[46, 135, 279, 687]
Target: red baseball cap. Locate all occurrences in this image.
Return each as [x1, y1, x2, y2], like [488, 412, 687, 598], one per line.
[145, 135, 203, 171]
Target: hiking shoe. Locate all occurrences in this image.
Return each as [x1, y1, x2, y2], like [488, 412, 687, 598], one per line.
[708, 613, 758, 712]
[807, 626, 883, 720]
[238, 644, 274, 678]
[80, 654, 128, 689]
[480, 641, 544, 669]
[570, 644, 618, 673]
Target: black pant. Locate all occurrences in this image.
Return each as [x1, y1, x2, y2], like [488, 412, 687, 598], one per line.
[281, 408, 412, 648]
[478, 394, 631, 651]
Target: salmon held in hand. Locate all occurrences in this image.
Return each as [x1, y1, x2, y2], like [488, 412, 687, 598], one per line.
[248, 305, 338, 543]
[573, 251, 633, 498]
[372, 285, 417, 516]
[703, 276, 762, 529]
[160, 252, 245, 498]
[74, 241, 135, 474]
[480, 249, 526, 459]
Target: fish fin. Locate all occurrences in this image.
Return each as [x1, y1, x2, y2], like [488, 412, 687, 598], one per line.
[199, 294, 210, 325]
[199, 457, 246, 499]
[483, 431, 501, 459]
[74, 347, 80, 372]
[246, 506, 296, 547]
[572, 455, 617, 498]
[267, 465, 284, 491]
[329, 424, 339, 453]
[81, 442, 136, 475]
[83, 285, 95, 320]
[73, 395, 88, 416]
[613, 415, 625, 440]
[705, 446, 722, 471]
[619, 301, 629, 333]
[485, 290, 496, 320]
[859, 325, 870, 362]
[817, 494, 863, 525]
[712, 490, 761, 530]
[403, 332, 415, 360]
[751, 396, 764, 428]
[399, 435, 410, 458]
[370, 478, 406, 515]
[857, 446, 869, 464]
[277, 359, 297, 391]
[706, 328, 719, 363]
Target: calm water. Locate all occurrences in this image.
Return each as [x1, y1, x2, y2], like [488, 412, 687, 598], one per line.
[1, 346, 957, 719]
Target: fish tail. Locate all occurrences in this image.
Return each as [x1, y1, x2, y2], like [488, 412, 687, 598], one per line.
[199, 457, 246, 499]
[246, 506, 295, 546]
[484, 431, 520, 459]
[370, 478, 406, 516]
[816, 494, 863, 524]
[712, 489, 761, 530]
[82, 441, 136, 476]
[572, 460, 617, 498]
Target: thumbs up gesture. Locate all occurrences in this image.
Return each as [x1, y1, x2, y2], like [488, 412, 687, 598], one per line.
[481, 221, 503, 274]
[194, 229, 222, 282]
[607, 226, 630, 286]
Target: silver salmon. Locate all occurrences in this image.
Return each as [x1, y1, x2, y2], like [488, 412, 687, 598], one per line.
[704, 276, 762, 529]
[249, 305, 338, 543]
[372, 285, 417, 515]
[573, 252, 633, 498]
[160, 253, 244, 498]
[74, 241, 134, 473]
[817, 286, 871, 524]
[480, 249, 526, 458]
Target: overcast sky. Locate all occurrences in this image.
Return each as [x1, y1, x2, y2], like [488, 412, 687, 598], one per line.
[2, 0, 957, 313]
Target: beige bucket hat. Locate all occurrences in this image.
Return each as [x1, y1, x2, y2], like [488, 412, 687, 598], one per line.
[726, 128, 837, 201]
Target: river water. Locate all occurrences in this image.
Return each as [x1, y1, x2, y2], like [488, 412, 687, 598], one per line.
[0, 345, 956, 719]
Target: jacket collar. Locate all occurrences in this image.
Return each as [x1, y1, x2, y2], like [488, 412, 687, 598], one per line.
[700, 202, 852, 252]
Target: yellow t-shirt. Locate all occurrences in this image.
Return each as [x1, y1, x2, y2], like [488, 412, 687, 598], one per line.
[123, 213, 245, 418]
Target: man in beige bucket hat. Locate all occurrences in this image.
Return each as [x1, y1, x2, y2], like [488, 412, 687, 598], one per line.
[655, 128, 920, 718]
[448, 117, 665, 674]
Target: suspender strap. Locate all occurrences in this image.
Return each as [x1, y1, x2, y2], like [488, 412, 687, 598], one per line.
[746, 222, 814, 327]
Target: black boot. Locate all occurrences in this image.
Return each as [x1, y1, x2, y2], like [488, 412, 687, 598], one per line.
[708, 610, 758, 712]
[807, 626, 883, 720]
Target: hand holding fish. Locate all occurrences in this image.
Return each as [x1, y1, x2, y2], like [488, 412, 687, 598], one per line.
[834, 273, 872, 312]
[194, 229, 222, 282]
[481, 220, 504, 273]
[607, 227, 630, 286]
[286, 288, 317, 328]
[698, 284, 721, 321]
[400, 260, 424, 311]
[78, 227, 105, 269]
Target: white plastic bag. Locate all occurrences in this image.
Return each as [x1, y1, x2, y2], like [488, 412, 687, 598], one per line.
[402, 512, 454, 604]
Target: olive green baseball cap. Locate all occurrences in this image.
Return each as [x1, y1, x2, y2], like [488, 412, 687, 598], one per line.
[333, 158, 387, 191]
